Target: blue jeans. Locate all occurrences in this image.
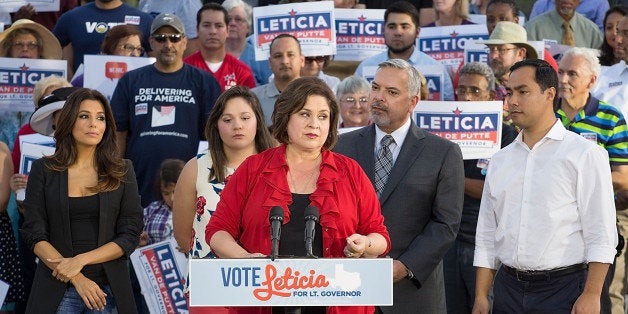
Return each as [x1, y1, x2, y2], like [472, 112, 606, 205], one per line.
[443, 239, 476, 314]
[56, 285, 118, 314]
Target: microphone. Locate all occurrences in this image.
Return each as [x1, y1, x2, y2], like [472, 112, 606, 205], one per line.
[304, 205, 320, 258]
[269, 206, 284, 261]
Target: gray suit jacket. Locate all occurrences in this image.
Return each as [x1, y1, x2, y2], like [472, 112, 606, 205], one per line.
[334, 122, 464, 313]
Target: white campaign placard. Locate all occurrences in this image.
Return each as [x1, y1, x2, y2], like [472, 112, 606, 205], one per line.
[0, 0, 60, 13]
[18, 138, 55, 201]
[418, 24, 489, 77]
[414, 101, 503, 160]
[131, 239, 189, 314]
[253, 2, 336, 60]
[0, 279, 8, 306]
[0, 57, 66, 112]
[83, 55, 155, 101]
[360, 64, 445, 101]
[189, 258, 393, 307]
[333, 9, 386, 61]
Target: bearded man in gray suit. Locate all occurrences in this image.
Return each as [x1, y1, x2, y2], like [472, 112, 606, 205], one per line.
[334, 59, 464, 313]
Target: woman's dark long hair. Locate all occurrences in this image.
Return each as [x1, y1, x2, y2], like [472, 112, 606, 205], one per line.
[599, 6, 628, 66]
[205, 86, 274, 182]
[45, 88, 125, 192]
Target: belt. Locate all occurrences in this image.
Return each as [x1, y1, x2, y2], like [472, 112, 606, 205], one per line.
[502, 263, 588, 282]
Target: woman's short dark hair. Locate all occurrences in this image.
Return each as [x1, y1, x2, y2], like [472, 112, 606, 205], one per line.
[101, 24, 143, 55]
[205, 86, 274, 182]
[272, 77, 339, 150]
[599, 5, 628, 66]
[46, 88, 125, 192]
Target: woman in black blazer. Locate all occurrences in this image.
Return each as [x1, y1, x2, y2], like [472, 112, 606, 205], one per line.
[21, 88, 143, 313]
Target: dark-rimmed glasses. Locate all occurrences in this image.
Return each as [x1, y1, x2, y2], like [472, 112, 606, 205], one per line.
[119, 44, 144, 55]
[152, 34, 183, 43]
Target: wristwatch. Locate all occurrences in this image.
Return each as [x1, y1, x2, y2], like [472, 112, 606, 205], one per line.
[406, 268, 414, 280]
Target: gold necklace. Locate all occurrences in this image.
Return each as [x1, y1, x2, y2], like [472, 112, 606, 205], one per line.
[287, 156, 320, 194]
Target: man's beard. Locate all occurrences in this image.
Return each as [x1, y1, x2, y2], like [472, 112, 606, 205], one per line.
[490, 61, 509, 80]
[388, 42, 414, 55]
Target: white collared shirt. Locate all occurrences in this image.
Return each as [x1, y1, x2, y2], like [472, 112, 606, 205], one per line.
[374, 117, 412, 165]
[474, 120, 617, 270]
[591, 60, 628, 117]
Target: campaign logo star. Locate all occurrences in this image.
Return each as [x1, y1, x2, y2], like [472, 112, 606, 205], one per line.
[451, 31, 458, 37]
[289, 9, 297, 16]
[20, 64, 29, 72]
[358, 15, 366, 22]
[452, 107, 462, 116]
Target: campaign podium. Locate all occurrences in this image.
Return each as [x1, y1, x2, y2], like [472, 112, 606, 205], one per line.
[189, 258, 393, 307]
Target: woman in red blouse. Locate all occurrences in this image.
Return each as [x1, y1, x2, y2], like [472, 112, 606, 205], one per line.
[206, 77, 391, 314]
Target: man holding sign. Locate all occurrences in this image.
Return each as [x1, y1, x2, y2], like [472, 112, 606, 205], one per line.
[354, 1, 454, 101]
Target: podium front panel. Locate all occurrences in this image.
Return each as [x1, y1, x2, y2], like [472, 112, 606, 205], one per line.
[189, 258, 393, 307]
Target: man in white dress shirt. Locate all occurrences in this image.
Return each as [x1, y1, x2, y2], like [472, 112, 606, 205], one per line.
[473, 59, 617, 314]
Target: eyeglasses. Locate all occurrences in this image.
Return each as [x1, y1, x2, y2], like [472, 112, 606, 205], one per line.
[455, 86, 484, 95]
[152, 34, 183, 43]
[119, 44, 144, 55]
[12, 41, 38, 50]
[342, 96, 369, 105]
[487, 47, 518, 55]
[305, 56, 328, 63]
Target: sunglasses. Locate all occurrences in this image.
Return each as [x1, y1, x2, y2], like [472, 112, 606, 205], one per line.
[152, 34, 183, 43]
[305, 56, 328, 63]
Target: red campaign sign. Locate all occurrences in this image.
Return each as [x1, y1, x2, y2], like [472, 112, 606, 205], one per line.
[104, 62, 128, 80]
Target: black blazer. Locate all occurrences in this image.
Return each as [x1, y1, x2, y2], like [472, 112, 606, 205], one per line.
[334, 123, 465, 313]
[21, 158, 143, 314]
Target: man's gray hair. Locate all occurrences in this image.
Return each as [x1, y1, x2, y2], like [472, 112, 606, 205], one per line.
[377, 59, 422, 96]
[561, 47, 601, 76]
[222, 0, 253, 33]
[336, 75, 371, 100]
[459, 62, 496, 91]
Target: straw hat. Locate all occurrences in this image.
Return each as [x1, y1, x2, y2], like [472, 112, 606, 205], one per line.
[476, 21, 539, 60]
[30, 87, 82, 136]
[0, 19, 62, 59]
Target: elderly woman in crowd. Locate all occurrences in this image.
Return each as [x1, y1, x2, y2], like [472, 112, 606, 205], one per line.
[336, 75, 371, 129]
[71, 24, 145, 87]
[207, 76, 390, 313]
[223, 0, 273, 86]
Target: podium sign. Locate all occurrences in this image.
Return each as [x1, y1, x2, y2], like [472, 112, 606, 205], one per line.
[189, 258, 393, 307]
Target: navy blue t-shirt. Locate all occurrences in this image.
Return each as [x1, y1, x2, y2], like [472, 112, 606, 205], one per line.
[53, 2, 153, 72]
[111, 64, 221, 207]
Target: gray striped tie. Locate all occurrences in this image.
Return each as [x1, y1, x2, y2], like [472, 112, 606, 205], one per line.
[374, 135, 394, 197]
